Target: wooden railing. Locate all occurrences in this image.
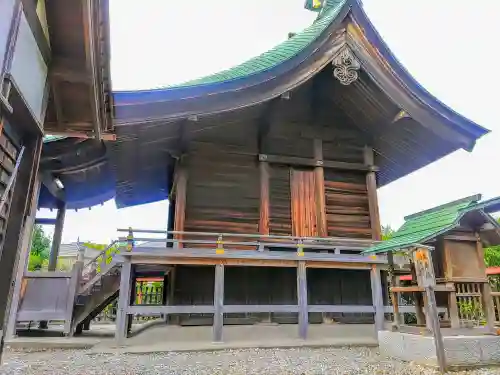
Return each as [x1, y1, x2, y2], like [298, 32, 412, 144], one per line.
[116, 228, 383, 256]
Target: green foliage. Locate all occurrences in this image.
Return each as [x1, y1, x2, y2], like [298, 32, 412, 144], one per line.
[31, 225, 50, 258]
[28, 225, 51, 271]
[83, 241, 122, 272]
[484, 245, 500, 268]
[381, 225, 395, 241]
[484, 217, 500, 268]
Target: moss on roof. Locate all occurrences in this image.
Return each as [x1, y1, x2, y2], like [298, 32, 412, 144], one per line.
[363, 194, 500, 254]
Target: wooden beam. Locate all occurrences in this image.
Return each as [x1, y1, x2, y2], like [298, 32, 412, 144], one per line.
[390, 285, 454, 293]
[364, 147, 381, 241]
[81, 0, 103, 140]
[34, 217, 57, 225]
[313, 139, 327, 237]
[50, 79, 64, 129]
[259, 154, 378, 172]
[50, 58, 90, 84]
[259, 161, 270, 235]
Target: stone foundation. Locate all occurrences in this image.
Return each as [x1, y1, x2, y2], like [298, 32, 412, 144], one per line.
[378, 330, 500, 368]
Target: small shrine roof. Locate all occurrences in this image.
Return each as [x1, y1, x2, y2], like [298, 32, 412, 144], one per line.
[364, 195, 500, 254]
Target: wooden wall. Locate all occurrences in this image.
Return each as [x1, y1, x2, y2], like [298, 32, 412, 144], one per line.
[324, 171, 371, 239]
[171, 265, 374, 325]
[183, 121, 260, 237]
[175, 76, 380, 241]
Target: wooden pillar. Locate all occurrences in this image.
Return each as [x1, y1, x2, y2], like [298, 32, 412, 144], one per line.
[447, 286, 460, 329]
[297, 261, 308, 339]
[259, 161, 270, 235]
[0, 136, 41, 351]
[115, 259, 133, 346]
[5, 176, 41, 339]
[370, 265, 384, 331]
[480, 282, 496, 332]
[213, 263, 224, 342]
[173, 163, 187, 249]
[48, 200, 66, 271]
[387, 251, 401, 328]
[313, 139, 327, 237]
[364, 146, 381, 241]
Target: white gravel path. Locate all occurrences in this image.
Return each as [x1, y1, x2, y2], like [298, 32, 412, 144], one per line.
[1, 347, 499, 374]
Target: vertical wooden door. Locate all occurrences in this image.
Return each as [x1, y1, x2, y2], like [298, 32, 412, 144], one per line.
[290, 169, 318, 237]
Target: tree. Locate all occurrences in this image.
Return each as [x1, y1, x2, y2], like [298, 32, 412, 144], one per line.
[484, 216, 500, 268]
[28, 225, 51, 271]
[381, 225, 395, 241]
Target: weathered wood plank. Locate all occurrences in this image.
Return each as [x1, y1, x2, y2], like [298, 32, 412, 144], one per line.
[259, 161, 270, 235]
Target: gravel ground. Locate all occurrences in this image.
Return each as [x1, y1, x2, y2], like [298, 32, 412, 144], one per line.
[1, 347, 500, 375]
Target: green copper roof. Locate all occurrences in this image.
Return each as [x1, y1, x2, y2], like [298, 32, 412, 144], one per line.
[171, 0, 346, 88]
[363, 194, 500, 254]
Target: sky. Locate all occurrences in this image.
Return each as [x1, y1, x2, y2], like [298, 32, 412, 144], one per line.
[39, 0, 500, 244]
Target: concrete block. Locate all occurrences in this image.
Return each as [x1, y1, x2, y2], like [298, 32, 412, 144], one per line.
[378, 330, 500, 368]
[443, 336, 481, 365]
[477, 336, 500, 363]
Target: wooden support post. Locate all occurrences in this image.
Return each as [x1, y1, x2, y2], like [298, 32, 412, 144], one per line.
[48, 200, 66, 271]
[480, 282, 496, 333]
[259, 161, 270, 236]
[411, 247, 446, 372]
[364, 146, 381, 241]
[127, 274, 136, 335]
[447, 286, 460, 329]
[313, 139, 327, 237]
[213, 263, 224, 342]
[115, 259, 132, 346]
[371, 265, 384, 331]
[173, 163, 187, 249]
[387, 251, 400, 328]
[297, 261, 308, 339]
[425, 285, 447, 373]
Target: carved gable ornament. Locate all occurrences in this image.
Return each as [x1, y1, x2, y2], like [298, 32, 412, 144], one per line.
[332, 46, 361, 85]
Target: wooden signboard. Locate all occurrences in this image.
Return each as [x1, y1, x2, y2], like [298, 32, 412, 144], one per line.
[412, 248, 436, 288]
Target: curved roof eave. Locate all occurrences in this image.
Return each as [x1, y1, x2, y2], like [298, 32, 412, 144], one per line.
[112, 0, 489, 152]
[347, 4, 489, 144]
[112, 0, 352, 123]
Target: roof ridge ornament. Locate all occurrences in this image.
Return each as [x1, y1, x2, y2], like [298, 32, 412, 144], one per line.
[332, 46, 361, 85]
